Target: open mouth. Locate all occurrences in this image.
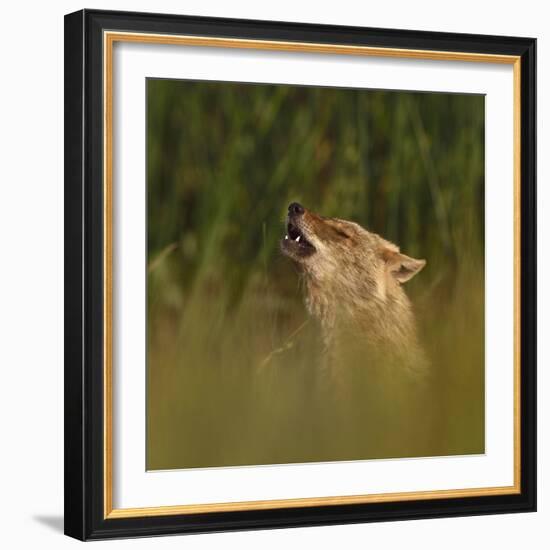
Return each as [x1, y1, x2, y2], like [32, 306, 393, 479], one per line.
[283, 221, 316, 255]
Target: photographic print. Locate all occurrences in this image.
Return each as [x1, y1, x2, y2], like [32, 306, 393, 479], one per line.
[146, 79, 485, 471]
[65, 10, 536, 539]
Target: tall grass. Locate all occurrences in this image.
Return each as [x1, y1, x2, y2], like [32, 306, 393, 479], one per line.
[146, 79, 485, 470]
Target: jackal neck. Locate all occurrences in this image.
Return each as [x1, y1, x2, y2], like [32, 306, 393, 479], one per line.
[302, 269, 426, 370]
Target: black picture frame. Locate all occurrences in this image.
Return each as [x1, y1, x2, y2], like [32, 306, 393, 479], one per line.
[64, 8, 536, 541]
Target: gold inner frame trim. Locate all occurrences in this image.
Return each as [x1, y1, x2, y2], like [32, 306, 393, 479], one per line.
[103, 30, 522, 520]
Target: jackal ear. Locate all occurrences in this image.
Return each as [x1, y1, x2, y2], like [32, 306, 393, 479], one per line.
[382, 248, 426, 283]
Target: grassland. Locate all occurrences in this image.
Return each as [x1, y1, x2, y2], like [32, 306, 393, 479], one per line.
[146, 79, 485, 470]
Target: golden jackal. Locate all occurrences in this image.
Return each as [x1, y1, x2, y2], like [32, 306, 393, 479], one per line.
[281, 202, 428, 374]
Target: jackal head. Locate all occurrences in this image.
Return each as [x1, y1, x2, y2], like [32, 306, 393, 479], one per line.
[280, 202, 426, 295]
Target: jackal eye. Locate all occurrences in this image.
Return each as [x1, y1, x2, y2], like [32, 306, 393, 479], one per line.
[333, 228, 351, 239]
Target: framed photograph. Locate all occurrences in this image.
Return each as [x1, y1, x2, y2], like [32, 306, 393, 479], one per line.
[64, 9, 536, 541]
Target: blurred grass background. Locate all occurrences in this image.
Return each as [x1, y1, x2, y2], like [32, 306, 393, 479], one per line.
[146, 79, 485, 470]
